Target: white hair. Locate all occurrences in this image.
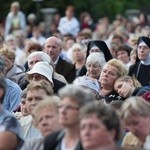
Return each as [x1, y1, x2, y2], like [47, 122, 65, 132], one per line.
[28, 51, 54, 67]
[86, 52, 106, 67]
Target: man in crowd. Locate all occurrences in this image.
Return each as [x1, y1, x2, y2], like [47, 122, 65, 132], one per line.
[44, 36, 76, 83]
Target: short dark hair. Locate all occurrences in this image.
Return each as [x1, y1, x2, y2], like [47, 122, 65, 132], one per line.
[116, 44, 132, 56]
[80, 101, 121, 142]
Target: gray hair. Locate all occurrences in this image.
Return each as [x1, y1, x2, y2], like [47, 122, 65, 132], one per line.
[45, 36, 63, 48]
[58, 84, 95, 107]
[28, 51, 54, 68]
[86, 52, 106, 67]
[121, 96, 150, 124]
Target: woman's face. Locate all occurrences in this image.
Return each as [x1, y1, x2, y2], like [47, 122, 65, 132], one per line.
[114, 80, 134, 98]
[80, 114, 115, 150]
[116, 50, 130, 64]
[86, 62, 102, 79]
[99, 64, 119, 87]
[125, 114, 150, 142]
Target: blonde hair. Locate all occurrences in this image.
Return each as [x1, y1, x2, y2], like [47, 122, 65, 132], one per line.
[115, 75, 141, 88]
[26, 80, 53, 96]
[106, 58, 128, 77]
[121, 96, 150, 124]
[0, 47, 15, 60]
[32, 96, 60, 124]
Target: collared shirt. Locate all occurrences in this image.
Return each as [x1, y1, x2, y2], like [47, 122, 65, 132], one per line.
[19, 115, 42, 140]
[58, 16, 80, 37]
[3, 79, 22, 112]
[53, 56, 60, 66]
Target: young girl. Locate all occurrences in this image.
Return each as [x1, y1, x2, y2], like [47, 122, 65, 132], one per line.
[114, 75, 149, 99]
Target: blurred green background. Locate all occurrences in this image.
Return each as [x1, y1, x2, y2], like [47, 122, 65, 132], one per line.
[0, 0, 150, 23]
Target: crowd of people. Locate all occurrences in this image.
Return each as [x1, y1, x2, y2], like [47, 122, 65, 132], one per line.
[0, 1, 150, 150]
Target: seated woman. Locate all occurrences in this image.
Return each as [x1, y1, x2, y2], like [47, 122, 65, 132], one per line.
[0, 47, 25, 87]
[80, 101, 121, 150]
[20, 97, 62, 150]
[121, 96, 150, 150]
[69, 43, 87, 77]
[99, 59, 127, 103]
[114, 75, 149, 99]
[73, 76, 101, 100]
[86, 52, 106, 80]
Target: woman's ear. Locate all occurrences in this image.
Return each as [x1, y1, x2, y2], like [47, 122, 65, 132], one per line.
[127, 79, 134, 86]
[109, 129, 116, 141]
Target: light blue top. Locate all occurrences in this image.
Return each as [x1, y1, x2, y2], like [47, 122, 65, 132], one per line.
[3, 79, 22, 112]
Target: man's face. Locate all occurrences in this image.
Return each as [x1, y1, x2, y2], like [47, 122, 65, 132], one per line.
[36, 107, 60, 137]
[44, 38, 61, 62]
[26, 89, 47, 114]
[137, 45, 150, 60]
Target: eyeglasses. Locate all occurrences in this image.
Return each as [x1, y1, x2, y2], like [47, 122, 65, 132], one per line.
[28, 74, 46, 81]
[58, 105, 79, 111]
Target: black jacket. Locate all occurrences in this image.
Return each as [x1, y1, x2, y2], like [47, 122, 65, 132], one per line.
[44, 130, 83, 150]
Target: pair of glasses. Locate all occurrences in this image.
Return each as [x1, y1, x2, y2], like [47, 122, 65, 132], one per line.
[58, 105, 79, 111]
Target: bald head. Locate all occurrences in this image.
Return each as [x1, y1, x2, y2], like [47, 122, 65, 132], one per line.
[44, 36, 62, 62]
[0, 131, 19, 150]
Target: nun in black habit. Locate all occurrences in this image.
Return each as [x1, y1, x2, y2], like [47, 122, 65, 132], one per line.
[128, 36, 150, 86]
[86, 40, 112, 62]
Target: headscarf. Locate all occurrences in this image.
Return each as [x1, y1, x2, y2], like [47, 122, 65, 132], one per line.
[87, 40, 112, 61]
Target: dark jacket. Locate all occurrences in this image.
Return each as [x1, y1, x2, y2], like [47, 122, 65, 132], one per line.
[44, 130, 83, 150]
[132, 87, 150, 96]
[55, 57, 76, 83]
[128, 62, 150, 86]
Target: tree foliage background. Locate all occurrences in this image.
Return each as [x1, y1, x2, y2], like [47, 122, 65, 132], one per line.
[0, 0, 150, 23]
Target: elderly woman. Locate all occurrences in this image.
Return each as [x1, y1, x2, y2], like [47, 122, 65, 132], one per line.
[26, 61, 66, 93]
[70, 43, 87, 77]
[86, 52, 106, 80]
[20, 52, 67, 92]
[80, 101, 121, 150]
[44, 84, 95, 150]
[99, 58, 127, 103]
[0, 47, 25, 87]
[121, 96, 150, 150]
[21, 97, 62, 150]
[27, 51, 67, 84]
[73, 76, 100, 100]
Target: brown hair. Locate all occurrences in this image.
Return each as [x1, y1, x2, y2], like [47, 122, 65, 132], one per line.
[26, 80, 53, 96]
[80, 101, 121, 142]
[27, 42, 42, 53]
